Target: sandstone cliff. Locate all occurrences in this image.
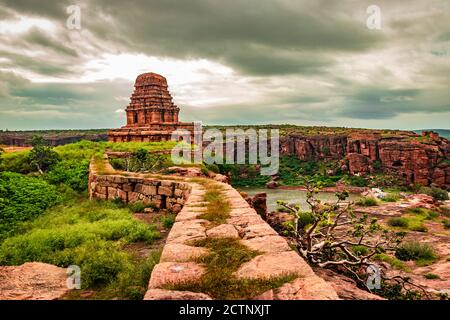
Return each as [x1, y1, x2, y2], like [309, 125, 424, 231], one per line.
[281, 131, 450, 188]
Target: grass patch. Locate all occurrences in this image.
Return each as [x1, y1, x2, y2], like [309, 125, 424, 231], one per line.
[442, 219, 450, 229]
[0, 172, 61, 240]
[164, 237, 297, 299]
[197, 183, 231, 226]
[395, 241, 438, 266]
[394, 207, 442, 233]
[381, 193, 401, 202]
[424, 273, 439, 280]
[161, 214, 176, 229]
[356, 197, 378, 207]
[373, 253, 411, 272]
[388, 217, 409, 228]
[127, 201, 157, 213]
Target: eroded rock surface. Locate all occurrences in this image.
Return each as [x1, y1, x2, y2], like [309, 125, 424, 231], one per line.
[0, 262, 70, 300]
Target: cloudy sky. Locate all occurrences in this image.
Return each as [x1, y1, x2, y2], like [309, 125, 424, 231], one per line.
[0, 0, 449, 130]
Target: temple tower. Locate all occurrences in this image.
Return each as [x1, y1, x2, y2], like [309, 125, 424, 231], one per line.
[108, 72, 194, 142]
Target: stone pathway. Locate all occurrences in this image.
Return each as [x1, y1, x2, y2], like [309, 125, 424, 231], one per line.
[144, 180, 338, 300]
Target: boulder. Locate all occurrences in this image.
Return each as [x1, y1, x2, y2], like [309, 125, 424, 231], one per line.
[0, 262, 71, 300]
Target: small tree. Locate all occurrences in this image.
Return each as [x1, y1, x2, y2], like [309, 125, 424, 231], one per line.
[278, 182, 429, 298]
[28, 136, 60, 174]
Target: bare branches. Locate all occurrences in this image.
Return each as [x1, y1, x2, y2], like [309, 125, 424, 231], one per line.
[278, 180, 429, 299]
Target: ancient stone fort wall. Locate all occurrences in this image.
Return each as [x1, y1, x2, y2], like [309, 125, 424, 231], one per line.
[88, 157, 339, 300]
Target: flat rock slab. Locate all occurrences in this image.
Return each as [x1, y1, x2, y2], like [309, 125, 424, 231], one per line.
[240, 223, 278, 240]
[227, 214, 265, 227]
[241, 236, 291, 254]
[160, 243, 209, 263]
[167, 219, 208, 244]
[0, 262, 70, 300]
[254, 276, 339, 300]
[235, 251, 315, 279]
[175, 208, 207, 222]
[149, 262, 205, 289]
[206, 224, 239, 238]
[144, 289, 212, 300]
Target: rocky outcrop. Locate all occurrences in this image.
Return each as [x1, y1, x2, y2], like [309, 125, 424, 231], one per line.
[0, 262, 70, 300]
[314, 268, 384, 300]
[281, 131, 450, 188]
[245, 192, 268, 218]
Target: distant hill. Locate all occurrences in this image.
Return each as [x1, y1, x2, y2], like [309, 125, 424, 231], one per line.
[414, 129, 450, 140]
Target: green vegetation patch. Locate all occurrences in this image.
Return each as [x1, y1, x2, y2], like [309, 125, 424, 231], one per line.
[388, 217, 409, 228]
[424, 273, 439, 280]
[165, 237, 297, 299]
[395, 241, 438, 266]
[198, 183, 231, 226]
[390, 207, 442, 233]
[0, 172, 61, 240]
[373, 253, 411, 272]
[417, 186, 449, 201]
[0, 199, 160, 293]
[356, 197, 378, 207]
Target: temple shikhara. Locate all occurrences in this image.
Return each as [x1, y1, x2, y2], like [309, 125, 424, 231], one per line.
[108, 72, 195, 142]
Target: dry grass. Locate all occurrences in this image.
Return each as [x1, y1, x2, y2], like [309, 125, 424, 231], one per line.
[164, 237, 297, 299]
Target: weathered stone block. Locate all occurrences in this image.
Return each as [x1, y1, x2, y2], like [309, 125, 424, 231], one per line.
[141, 184, 157, 195]
[122, 183, 133, 192]
[174, 188, 183, 197]
[158, 186, 173, 196]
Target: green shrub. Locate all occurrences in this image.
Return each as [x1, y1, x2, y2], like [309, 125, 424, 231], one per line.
[0, 199, 160, 289]
[388, 217, 408, 228]
[342, 175, 369, 187]
[395, 241, 438, 265]
[356, 197, 378, 206]
[44, 159, 89, 191]
[442, 219, 450, 229]
[409, 224, 428, 233]
[373, 253, 410, 272]
[115, 250, 161, 299]
[0, 172, 61, 240]
[382, 193, 400, 202]
[161, 215, 175, 229]
[128, 202, 147, 213]
[424, 273, 439, 280]
[352, 245, 369, 256]
[298, 211, 315, 228]
[0, 150, 33, 173]
[72, 240, 134, 287]
[205, 163, 220, 174]
[419, 186, 449, 201]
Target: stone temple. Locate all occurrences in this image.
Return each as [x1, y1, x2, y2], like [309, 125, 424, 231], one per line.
[108, 72, 194, 142]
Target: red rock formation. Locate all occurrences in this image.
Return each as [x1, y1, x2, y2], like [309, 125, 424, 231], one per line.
[281, 131, 450, 188]
[108, 72, 194, 142]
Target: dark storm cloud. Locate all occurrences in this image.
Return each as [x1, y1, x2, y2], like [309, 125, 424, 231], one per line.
[0, 0, 70, 19]
[338, 87, 450, 119]
[0, 50, 75, 76]
[0, 70, 132, 129]
[3, 0, 384, 76]
[0, 0, 449, 129]
[22, 28, 78, 57]
[80, 0, 383, 76]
